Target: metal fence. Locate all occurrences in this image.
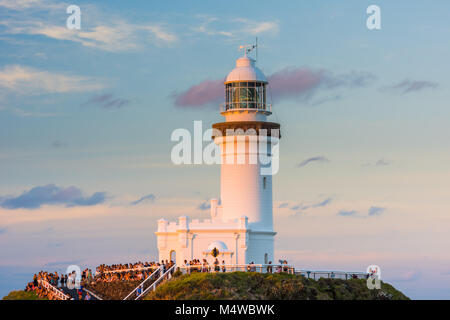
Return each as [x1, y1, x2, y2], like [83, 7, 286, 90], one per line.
[295, 270, 368, 280]
[178, 264, 295, 274]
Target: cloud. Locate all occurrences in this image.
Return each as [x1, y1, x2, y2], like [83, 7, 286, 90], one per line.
[368, 206, 385, 216]
[193, 16, 278, 38]
[382, 79, 438, 94]
[0, 184, 107, 209]
[174, 79, 224, 108]
[362, 158, 392, 167]
[51, 140, 66, 148]
[289, 197, 333, 216]
[0, 2, 177, 52]
[235, 18, 279, 35]
[338, 210, 357, 217]
[0, 65, 106, 95]
[0, 227, 7, 235]
[269, 69, 375, 101]
[297, 156, 330, 168]
[82, 93, 130, 109]
[0, 0, 57, 10]
[191, 16, 233, 37]
[312, 197, 333, 208]
[310, 94, 343, 106]
[338, 206, 386, 217]
[278, 202, 289, 208]
[130, 194, 156, 206]
[268, 68, 324, 100]
[197, 201, 211, 211]
[173, 68, 375, 108]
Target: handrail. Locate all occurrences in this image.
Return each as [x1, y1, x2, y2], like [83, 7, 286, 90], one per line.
[38, 279, 71, 300]
[83, 287, 103, 300]
[136, 264, 176, 300]
[295, 270, 368, 280]
[99, 265, 158, 275]
[220, 103, 272, 114]
[179, 264, 295, 274]
[123, 266, 162, 300]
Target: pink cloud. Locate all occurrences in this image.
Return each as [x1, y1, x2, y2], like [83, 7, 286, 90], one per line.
[268, 68, 324, 99]
[174, 79, 224, 108]
[173, 68, 376, 108]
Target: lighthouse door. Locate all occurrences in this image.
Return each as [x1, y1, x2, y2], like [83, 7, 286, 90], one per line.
[170, 250, 176, 263]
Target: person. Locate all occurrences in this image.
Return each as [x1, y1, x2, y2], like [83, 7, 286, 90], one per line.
[202, 259, 208, 273]
[136, 285, 142, 298]
[221, 260, 226, 273]
[267, 261, 272, 273]
[214, 258, 220, 272]
[185, 260, 190, 274]
[283, 260, 288, 273]
[77, 289, 83, 300]
[85, 292, 91, 300]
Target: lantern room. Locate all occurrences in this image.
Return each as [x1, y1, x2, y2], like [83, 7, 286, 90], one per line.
[223, 54, 271, 114]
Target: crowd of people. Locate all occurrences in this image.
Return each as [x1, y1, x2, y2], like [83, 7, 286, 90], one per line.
[23, 259, 292, 300]
[25, 271, 69, 300]
[87, 260, 175, 299]
[23, 261, 163, 300]
[95, 261, 158, 274]
[93, 261, 162, 283]
[180, 259, 292, 273]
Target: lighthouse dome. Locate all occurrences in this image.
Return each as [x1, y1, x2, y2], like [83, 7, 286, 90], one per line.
[225, 56, 267, 83]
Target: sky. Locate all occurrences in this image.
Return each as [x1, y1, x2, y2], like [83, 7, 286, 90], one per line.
[0, 0, 449, 299]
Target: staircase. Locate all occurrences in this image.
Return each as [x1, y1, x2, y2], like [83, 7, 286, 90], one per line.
[38, 279, 71, 300]
[123, 266, 162, 300]
[124, 264, 176, 300]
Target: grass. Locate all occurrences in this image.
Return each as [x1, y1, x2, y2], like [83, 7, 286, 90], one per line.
[144, 271, 409, 300]
[2, 290, 48, 300]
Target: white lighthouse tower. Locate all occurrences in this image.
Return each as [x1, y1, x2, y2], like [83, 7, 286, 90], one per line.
[156, 45, 280, 266]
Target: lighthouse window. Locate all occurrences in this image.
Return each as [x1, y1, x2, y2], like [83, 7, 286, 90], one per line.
[225, 82, 267, 110]
[263, 177, 267, 189]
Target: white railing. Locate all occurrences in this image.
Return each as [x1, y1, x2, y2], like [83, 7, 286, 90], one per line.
[38, 279, 71, 300]
[177, 265, 368, 280]
[82, 287, 103, 300]
[135, 264, 177, 300]
[98, 265, 158, 275]
[220, 103, 272, 114]
[178, 264, 295, 274]
[123, 266, 162, 300]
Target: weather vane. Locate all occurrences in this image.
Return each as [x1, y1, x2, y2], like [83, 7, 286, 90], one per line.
[239, 38, 258, 59]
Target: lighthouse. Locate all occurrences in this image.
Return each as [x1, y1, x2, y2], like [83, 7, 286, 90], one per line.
[156, 45, 280, 266]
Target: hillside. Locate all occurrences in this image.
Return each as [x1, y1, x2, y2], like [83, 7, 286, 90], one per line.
[2, 290, 48, 300]
[145, 271, 409, 300]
